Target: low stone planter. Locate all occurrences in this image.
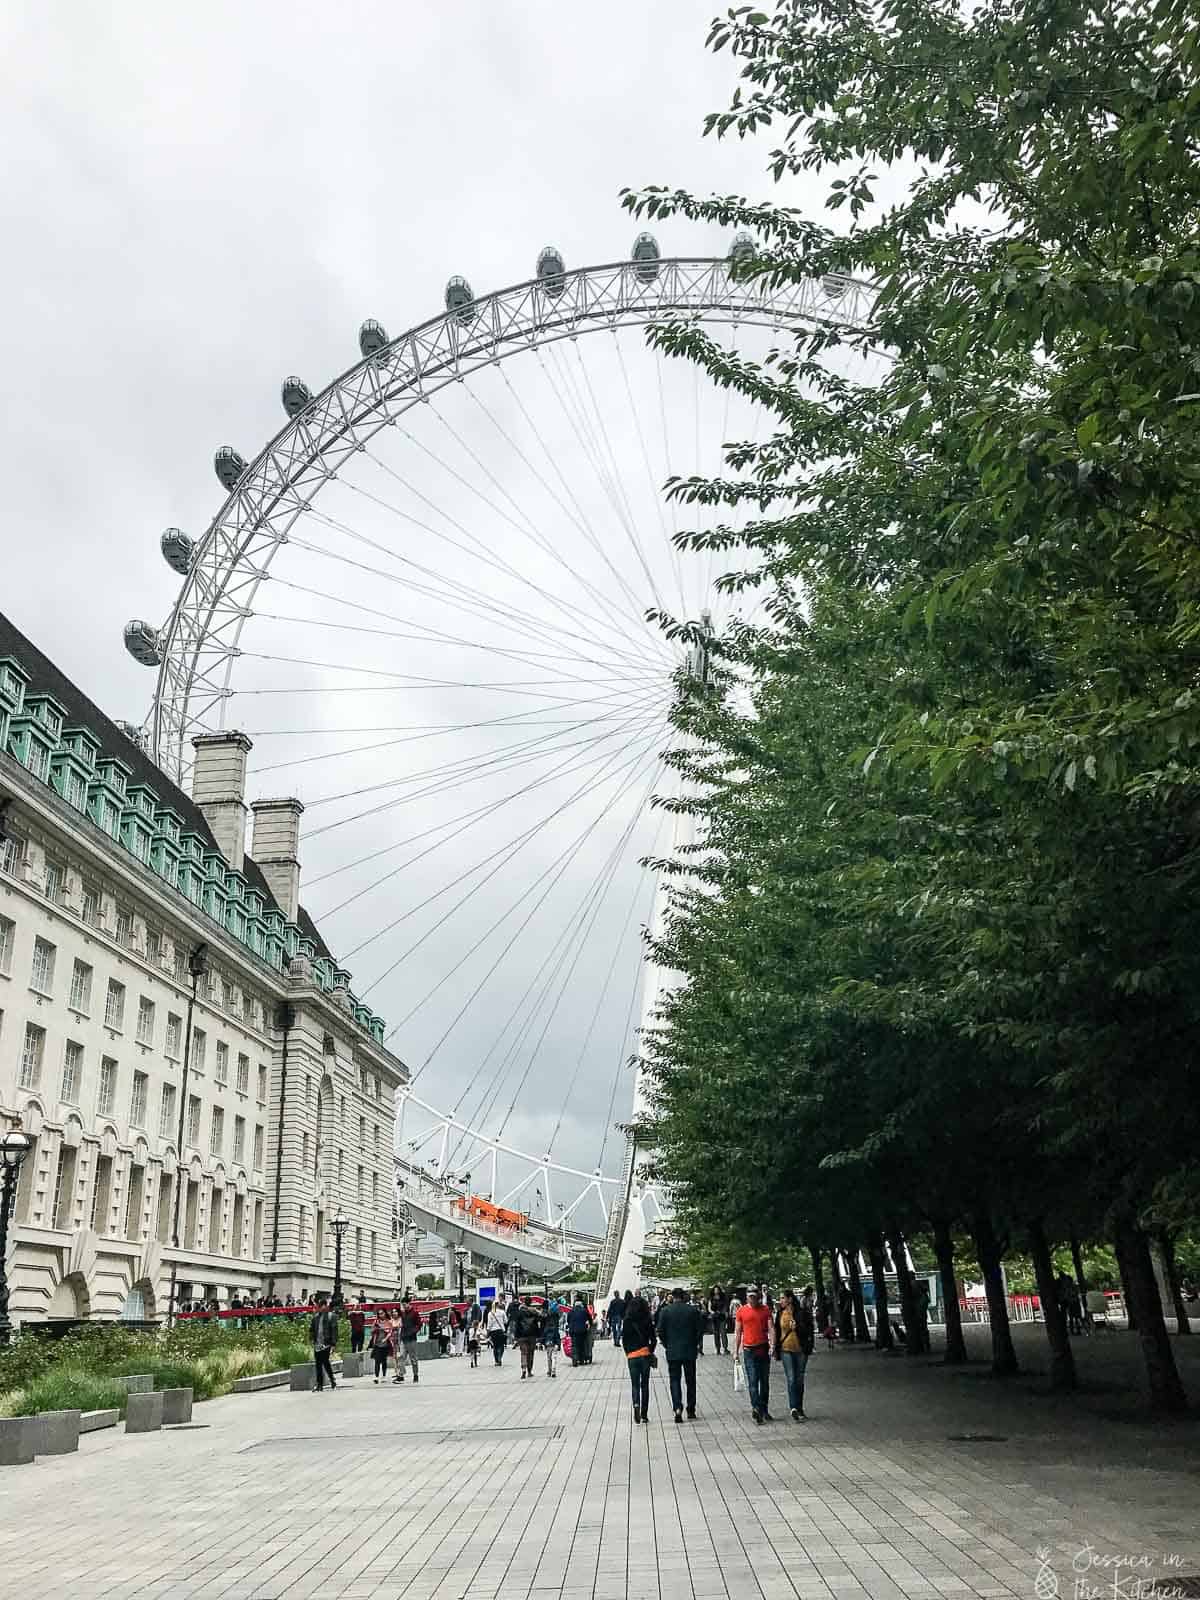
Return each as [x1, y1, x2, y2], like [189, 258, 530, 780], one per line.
[120, 1374, 153, 1394]
[340, 1352, 366, 1378]
[232, 1369, 290, 1393]
[161, 1388, 193, 1425]
[80, 1409, 119, 1434]
[36, 1409, 81, 1456]
[0, 1416, 36, 1466]
[125, 1391, 164, 1433]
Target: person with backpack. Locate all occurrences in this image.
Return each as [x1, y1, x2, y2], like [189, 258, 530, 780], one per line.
[656, 1286, 702, 1423]
[566, 1296, 592, 1367]
[395, 1299, 423, 1383]
[369, 1311, 394, 1383]
[309, 1293, 339, 1393]
[514, 1295, 542, 1379]
[621, 1293, 657, 1423]
[541, 1297, 562, 1377]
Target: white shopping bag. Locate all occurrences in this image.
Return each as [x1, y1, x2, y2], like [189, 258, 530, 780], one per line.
[733, 1360, 744, 1393]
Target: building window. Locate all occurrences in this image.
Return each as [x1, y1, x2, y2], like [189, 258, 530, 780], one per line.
[159, 1082, 177, 1139]
[337, 1149, 344, 1187]
[115, 908, 133, 945]
[242, 992, 252, 1024]
[173, 946, 187, 982]
[373, 1124, 379, 1156]
[52, 1145, 78, 1230]
[20, 1022, 45, 1088]
[30, 936, 56, 995]
[358, 1116, 365, 1150]
[302, 1132, 310, 1170]
[125, 1163, 145, 1242]
[208, 1185, 223, 1251]
[222, 978, 234, 1012]
[186, 1094, 201, 1148]
[356, 1164, 363, 1203]
[165, 1012, 182, 1058]
[68, 958, 93, 1014]
[0, 833, 25, 877]
[214, 1040, 230, 1085]
[97, 1056, 117, 1115]
[61, 1039, 83, 1103]
[191, 1028, 206, 1073]
[80, 884, 99, 926]
[136, 996, 155, 1045]
[375, 1074, 382, 1100]
[236, 1053, 249, 1095]
[130, 1070, 149, 1127]
[90, 1154, 113, 1233]
[0, 914, 15, 975]
[253, 1124, 264, 1171]
[370, 1231, 376, 1270]
[210, 1105, 224, 1157]
[305, 1074, 312, 1109]
[233, 1115, 246, 1163]
[104, 979, 125, 1030]
[298, 1205, 308, 1256]
[44, 859, 64, 901]
[156, 1172, 174, 1241]
[146, 929, 161, 964]
[355, 1226, 362, 1269]
[257, 1063, 267, 1103]
[372, 1170, 378, 1207]
[359, 1067, 368, 1095]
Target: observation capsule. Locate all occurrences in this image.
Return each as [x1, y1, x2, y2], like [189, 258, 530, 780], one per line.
[123, 620, 162, 667]
[728, 232, 755, 267]
[359, 319, 389, 359]
[536, 245, 566, 297]
[281, 376, 312, 418]
[160, 527, 195, 575]
[631, 231, 661, 283]
[444, 275, 477, 324]
[822, 273, 849, 300]
[214, 446, 247, 491]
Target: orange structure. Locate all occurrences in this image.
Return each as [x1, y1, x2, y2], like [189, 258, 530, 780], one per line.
[453, 1194, 529, 1232]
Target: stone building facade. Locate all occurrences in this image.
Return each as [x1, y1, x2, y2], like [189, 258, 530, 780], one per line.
[0, 612, 407, 1322]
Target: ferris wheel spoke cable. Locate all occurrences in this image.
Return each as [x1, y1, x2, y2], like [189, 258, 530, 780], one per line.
[438, 746, 667, 1160]
[237, 650, 648, 699]
[301, 682, 663, 818]
[416, 747, 666, 1125]
[545, 801, 670, 1158]
[612, 332, 689, 625]
[310, 694, 667, 919]
[365, 723, 665, 1007]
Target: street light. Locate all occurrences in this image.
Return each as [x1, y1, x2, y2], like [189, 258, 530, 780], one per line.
[331, 1209, 350, 1308]
[166, 941, 209, 1328]
[0, 1127, 34, 1346]
[454, 1246, 468, 1300]
[511, 1258, 522, 1297]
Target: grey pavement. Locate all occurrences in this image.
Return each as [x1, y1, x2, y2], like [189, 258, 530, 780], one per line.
[2, 1325, 1198, 1600]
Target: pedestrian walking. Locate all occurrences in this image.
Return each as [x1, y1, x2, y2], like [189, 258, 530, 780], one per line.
[513, 1295, 541, 1378]
[541, 1297, 561, 1376]
[369, 1311, 393, 1383]
[709, 1286, 729, 1355]
[734, 1286, 775, 1423]
[450, 1304, 465, 1356]
[657, 1285, 702, 1423]
[487, 1301, 508, 1365]
[776, 1287, 815, 1421]
[395, 1300, 422, 1383]
[309, 1293, 339, 1393]
[348, 1297, 368, 1355]
[608, 1289, 625, 1347]
[622, 1293, 657, 1423]
[566, 1296, 592, 1366]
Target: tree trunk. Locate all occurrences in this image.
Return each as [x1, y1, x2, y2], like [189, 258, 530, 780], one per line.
[867, 1232, 893, 1350]
[1157, 1230, 1191, 1336]
[1027, 1217, 1077, 1392]
[1113, 1215, 1187, 1412]
[1070, 1236, 1088, 1321]
[847, 1250, 870, 1342]
[933, 1218, 968, 1364]
[972, 1211, 1019, 1376]
[1113, 1229, 1139, 1331]
[809, 1243, 828, 1330]
[888, 1226, 924, 1356]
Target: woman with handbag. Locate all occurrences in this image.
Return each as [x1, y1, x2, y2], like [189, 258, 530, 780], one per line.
[621, 1293, 657, 1424]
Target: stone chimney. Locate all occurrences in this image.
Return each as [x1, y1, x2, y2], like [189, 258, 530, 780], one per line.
[191, 732, 252, 868]
[250, 797, 304, 922]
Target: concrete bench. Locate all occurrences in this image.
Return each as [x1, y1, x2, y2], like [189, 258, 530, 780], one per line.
[80, 1409, 119, 1434]
[340, 1352, 367, 1379]
[36, 1409, 81, 1455]
[232, 1369, 290, 1393]
[289, 1359, 344, 1391]
[125, 1391, 164, 1433]
[0, 1417, 36, 1466]
[120, 1374, 153, 1394]
[161, 1388, 193, 1425]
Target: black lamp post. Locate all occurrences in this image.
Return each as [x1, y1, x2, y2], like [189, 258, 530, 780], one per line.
[166, 941, 209, 1328]
[331, 1209, 350, 1308]
[511, 1258, 522, 1297]
[455, 1246, 468, 1300]
[0, 1127, 34, 1346]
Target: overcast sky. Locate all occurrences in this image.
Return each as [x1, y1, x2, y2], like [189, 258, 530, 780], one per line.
[2, 2, 801, 1227]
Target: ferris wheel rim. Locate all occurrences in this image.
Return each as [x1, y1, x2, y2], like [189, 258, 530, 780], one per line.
[144, 254, 877, 782]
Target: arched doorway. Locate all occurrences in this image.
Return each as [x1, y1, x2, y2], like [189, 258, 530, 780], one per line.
[48, 1271, 89, 1320]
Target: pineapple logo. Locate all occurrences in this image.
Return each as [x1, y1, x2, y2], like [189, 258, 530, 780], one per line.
[1035, 1548, 1059, 1600]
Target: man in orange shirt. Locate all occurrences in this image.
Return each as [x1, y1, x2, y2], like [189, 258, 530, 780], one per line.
[734, 1286, 775, 1423]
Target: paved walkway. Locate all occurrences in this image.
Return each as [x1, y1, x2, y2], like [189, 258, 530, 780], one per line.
[4, 1327, 1199, 1600]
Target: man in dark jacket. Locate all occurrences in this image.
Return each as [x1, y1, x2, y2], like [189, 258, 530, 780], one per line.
[309, 1294, 339, 1392]
[607, 1291, 625, 1347]
[566, 1296, 592, 1366]
[656, 1286, 702, 1422]
[396, 1299, 423, 1383]
[514, 1295, 542, 1379]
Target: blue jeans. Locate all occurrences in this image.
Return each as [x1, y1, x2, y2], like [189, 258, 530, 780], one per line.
[628, 1353, 651, 1414]
[742, 1348, 771, 1414]
[780, 1349, 809, 1413]
[611, 1316, 623, 1346]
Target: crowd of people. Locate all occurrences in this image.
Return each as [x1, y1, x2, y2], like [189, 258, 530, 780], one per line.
[304, 1281, 820, 1427]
